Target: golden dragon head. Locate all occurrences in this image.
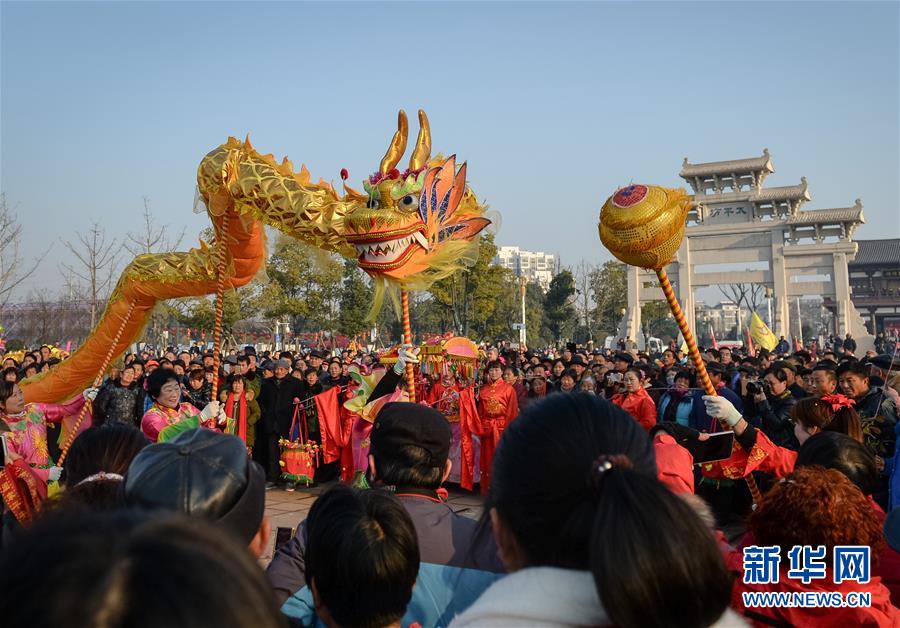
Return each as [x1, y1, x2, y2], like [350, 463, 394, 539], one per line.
[343, 110, 491, 283]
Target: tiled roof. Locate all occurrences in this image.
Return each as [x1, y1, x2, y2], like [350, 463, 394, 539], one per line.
[852, 238, 900, 266]
[680, 149, 774, 178]
[754, 179, 810, 202]
[787, 201, 864, 225]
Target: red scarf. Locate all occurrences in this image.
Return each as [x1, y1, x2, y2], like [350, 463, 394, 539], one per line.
[225, 392, 248, 443]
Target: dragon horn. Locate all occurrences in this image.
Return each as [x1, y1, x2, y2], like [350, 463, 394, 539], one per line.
[408, 109, 432, 170]
[379, 110, 409, 175]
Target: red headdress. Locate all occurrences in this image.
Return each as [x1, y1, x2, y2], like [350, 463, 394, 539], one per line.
[821, 393, 856, 413]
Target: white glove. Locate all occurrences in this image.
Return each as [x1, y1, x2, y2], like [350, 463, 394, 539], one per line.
[393, 346, 420, 375]
[200, 401, 221, 422]
[48, 466, 63, 482]
[82, 387, 99, 402]
[702, 395, 743, 428]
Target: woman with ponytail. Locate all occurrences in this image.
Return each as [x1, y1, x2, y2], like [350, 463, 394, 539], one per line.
[793, 394, 863, 446]
[451, 393, 737, 627]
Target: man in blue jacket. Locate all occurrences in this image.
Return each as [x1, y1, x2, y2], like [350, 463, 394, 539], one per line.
[267, 399, 504, 627]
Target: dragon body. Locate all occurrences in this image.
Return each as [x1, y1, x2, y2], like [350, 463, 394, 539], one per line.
[23, 110, 490, 403]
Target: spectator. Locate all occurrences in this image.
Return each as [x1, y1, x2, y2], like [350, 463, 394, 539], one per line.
[792, 394, 863, 447]
[42, 424, 148, 515]
[271, 402, 504, 626]
[844, 333, 858, 355]
[521, 365, 549, 409]
[125, 428, 270, 557]
[730, 467, 896, 626]
[304, 486, 419, 628]
[0, 511, 286, 628]
[219, 373, 260, 451]
[183, 367, 212, 409]
[611, 367, 657, 431]
[451, 393, 735, 627]
[689, 362, 743, 432]
[578, 375, 597, 394]
[657, 370, 695, 426]
[257, 358, 304, 486]
[94, 364, 144, 427]
[811, 363, 838, 397]
[839, 361, 896, 472]
[752, 366, 799, 450]
[558, 368, 577, 393]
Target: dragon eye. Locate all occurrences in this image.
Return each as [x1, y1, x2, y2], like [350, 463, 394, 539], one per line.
[366, 197, 380, 209]
[399, 194, 419, 210]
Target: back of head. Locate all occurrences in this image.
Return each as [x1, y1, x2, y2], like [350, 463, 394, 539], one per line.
[124, 429, 265, 545]
[370, 402, 451, 490]
[795, 432, 877, 495]
[792, 395, 863, 443]
[0, 510, 285, 628]
[64, 425, 148, 486]
[489, 393, 730, 627]
[305, 485, 419, 628]
[750, 466, 884, 562]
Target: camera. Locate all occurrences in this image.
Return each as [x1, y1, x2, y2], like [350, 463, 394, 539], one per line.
[747, 380, 768, 396]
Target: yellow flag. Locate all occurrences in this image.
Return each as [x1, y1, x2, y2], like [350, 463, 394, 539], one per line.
[750, 311, 777, 351]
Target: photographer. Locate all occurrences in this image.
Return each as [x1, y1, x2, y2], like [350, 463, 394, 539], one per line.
[752, 366, 799, 450]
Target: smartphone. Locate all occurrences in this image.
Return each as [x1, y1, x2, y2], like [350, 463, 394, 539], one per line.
[274, 526, 295, 550]
[0, 435, 7, 468]
[691, 431, 736, 464]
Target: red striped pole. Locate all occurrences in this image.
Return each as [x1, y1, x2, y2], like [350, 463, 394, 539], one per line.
[211, 213, 231, 401]
[400, 288, 416, 402]
[656, 269, 762, 504]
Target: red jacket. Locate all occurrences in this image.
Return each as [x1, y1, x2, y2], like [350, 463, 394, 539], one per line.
[612, 387, 656, 432]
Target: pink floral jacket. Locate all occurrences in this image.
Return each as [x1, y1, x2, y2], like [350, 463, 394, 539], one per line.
[3, 396, 88, 481]
[141, 402, 216, 442]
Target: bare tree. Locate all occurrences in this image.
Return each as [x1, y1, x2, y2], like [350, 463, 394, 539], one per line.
[125, 196, 186, 256]
[61, 222, 123, 328]
[575, 260, 596, 341]
[718, 283, 765, 313]
[0, 194, 47, 308]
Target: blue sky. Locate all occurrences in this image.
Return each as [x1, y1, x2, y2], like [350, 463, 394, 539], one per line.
[2, 1, 898, 301]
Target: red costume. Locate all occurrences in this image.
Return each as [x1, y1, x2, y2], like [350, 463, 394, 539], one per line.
[475, 379, 519, 494]
[611, 387, 656, 432]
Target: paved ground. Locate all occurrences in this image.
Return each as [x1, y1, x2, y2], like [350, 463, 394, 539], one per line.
[260, 483, 485, 563]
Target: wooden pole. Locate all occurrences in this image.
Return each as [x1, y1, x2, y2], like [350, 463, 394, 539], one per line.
[400, 287, 416, 402]
[656, 269, 763, 504]
[211, 213, 231, 401]
[57, 300, 137, 467]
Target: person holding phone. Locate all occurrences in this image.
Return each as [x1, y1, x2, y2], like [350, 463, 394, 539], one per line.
[611, 367, 656, 432]
[0, 381, 97, 483]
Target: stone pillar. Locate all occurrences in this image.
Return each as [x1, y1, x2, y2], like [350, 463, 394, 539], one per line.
[676, 240, 695, 334]
[770, 230, 789, 337]
[832, 252, 850, 336]
[626, 265, 641, 343]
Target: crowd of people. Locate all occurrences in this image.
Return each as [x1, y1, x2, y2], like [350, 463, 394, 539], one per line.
[1, 332, 900, 626]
